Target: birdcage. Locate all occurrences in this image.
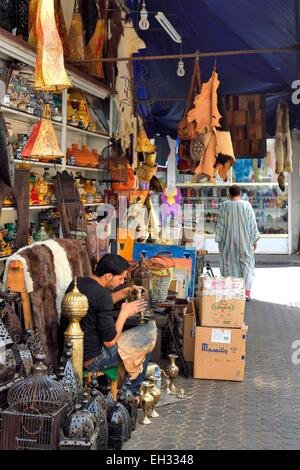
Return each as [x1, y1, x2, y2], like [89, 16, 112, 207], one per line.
[99, 139, 128, 184]
[0, 355, 68, 450]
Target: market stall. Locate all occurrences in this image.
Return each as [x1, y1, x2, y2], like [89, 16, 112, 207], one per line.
[0, 0, 298, 452]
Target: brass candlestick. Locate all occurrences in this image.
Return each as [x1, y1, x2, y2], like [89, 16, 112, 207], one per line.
[165, 354, 179, 395]
[165, 377, 173, 395]
[149, 376, 161, 418]
[140, 381, 154, 425]
[61, 277, 89, 382]
[135, 286, 150, 324]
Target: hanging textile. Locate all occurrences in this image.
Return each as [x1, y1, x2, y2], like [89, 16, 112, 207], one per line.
[34, 0, 71, 91]
[275, 101, 292, 192]
[54, 0, 70, 58]
[224, 94, 266, 158]
[28, 0, 38, 47]
[187, 66, 223, 180]
[68, 0, 85, 62]
[187, 65, 222, 133]
[105, 0, 123, 86]
[0, 112, 15, 187]
[86, 18, 106, 79]
[16, 0, 30, 41]
[115, 13, 146, 152]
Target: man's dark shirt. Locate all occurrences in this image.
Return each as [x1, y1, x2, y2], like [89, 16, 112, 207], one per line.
[60, 277, 116, 361]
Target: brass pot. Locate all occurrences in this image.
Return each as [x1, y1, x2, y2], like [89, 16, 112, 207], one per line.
[149, 376, 161, 418]
[140, 381, 154, 425]
[165, 354, 179, 395]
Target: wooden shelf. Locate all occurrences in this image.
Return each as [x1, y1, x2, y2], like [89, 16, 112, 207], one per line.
[0, 28, 111, 99]
[66, 124, 110, 140]
[13, 158, 63, 168]
[83, 203, 102, 207]
[178, 181, 288, 188]
[66, 165, 99, 172]
[1, 105, 63, 127]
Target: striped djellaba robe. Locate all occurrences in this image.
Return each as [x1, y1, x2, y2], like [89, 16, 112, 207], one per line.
[215, 200, 260, 290]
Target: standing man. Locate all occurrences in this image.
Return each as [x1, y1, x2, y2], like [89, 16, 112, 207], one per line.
[215, 185, 260, 301]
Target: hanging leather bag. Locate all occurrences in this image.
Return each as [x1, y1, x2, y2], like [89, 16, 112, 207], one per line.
[178, 62, 202, 140]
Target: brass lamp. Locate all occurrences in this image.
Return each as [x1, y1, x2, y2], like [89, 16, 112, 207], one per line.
[61, 277, 88, 382]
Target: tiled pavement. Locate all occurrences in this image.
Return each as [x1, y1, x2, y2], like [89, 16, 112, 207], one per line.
[123, 300, 300, 450]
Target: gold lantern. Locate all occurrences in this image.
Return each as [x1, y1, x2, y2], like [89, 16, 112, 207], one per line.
[61, 278, 89, 382]
[21, 104, 64, 161]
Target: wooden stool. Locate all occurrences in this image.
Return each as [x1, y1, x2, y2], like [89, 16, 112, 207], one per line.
[83, 367, 118, 400]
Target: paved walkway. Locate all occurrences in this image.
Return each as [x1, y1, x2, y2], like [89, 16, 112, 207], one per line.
[124, 300, 300, 450]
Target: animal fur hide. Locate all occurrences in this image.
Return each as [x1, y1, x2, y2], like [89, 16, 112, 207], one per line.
[3, 239, 91, 370]
[275, 101, 293, 174]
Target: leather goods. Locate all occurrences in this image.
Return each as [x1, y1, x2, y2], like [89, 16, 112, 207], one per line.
[178, 62, 202, 140]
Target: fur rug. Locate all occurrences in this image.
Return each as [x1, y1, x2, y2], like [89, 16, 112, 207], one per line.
[3, 239, 92, 369]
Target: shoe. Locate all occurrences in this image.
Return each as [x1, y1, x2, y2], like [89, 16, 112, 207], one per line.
[246, 296, 251, 302]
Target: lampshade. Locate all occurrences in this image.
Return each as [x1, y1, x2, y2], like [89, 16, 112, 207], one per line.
[34, 0, 71, 91]
[21, 104, 64, 161]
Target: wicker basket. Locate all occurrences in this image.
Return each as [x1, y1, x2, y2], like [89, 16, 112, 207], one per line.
[147, 255, 175, 304]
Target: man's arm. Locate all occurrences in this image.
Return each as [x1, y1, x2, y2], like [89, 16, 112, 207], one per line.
[111, 286, 131, 304]
[103, 299, 147, 348]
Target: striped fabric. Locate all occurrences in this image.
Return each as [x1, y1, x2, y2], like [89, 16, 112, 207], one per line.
[215, 200, 260, 290]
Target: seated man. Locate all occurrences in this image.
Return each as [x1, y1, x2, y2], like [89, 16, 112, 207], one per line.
[60, 254, 156, 396]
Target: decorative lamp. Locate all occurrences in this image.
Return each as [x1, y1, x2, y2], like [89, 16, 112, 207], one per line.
[34, 0, 71, 91]
[61, 278, 89, 382]
[21, 104, 64, 161]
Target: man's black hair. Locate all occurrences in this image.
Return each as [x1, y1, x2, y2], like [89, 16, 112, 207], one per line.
[94, 254, 130, 277]
[229, 185, 241, 198]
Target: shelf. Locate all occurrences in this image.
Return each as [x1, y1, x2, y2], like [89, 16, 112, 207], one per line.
[67, 124, 110, 140]
[178, 182, 288, 188]
[2, 203, 103, 211]
[66, 165, 99, 172]
[0, 28, 111, 99]
[13, 158, 63, 168]
[1, 105, 63, 127]
[83, 203, 102, 207]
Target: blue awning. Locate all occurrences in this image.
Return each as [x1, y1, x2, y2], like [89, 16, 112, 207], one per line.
[128, 0, 300, 137]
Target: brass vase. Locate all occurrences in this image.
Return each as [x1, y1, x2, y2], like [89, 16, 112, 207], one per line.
[149, 376, 161, 418]
[165, 354, 179, 395]
[140, 381, 154, 425]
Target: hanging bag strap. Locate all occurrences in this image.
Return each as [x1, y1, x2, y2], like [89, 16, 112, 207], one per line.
[184, 61, 202, 116]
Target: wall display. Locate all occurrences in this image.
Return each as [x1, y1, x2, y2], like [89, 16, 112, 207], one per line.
[224, 94, 266, 158]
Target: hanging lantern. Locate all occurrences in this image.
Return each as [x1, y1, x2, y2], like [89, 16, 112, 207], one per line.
[21, 104, 64, 161]
[34, 0, 71, 91]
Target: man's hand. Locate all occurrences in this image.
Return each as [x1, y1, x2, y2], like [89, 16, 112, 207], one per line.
[253, 242, 257, 251]
[121, 300, 147, 318]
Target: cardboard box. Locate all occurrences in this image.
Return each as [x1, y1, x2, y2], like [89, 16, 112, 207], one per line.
[198, 277, 245, 328]
[199, 296, 245, 328]
[183, 300, 196, 362]
[193, 325, 247, 381]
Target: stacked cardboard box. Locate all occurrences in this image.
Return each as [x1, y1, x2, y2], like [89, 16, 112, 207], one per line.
[193, 277, 247, 382]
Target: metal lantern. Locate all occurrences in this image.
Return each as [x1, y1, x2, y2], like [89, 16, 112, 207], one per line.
[61, 278, 89, 382]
